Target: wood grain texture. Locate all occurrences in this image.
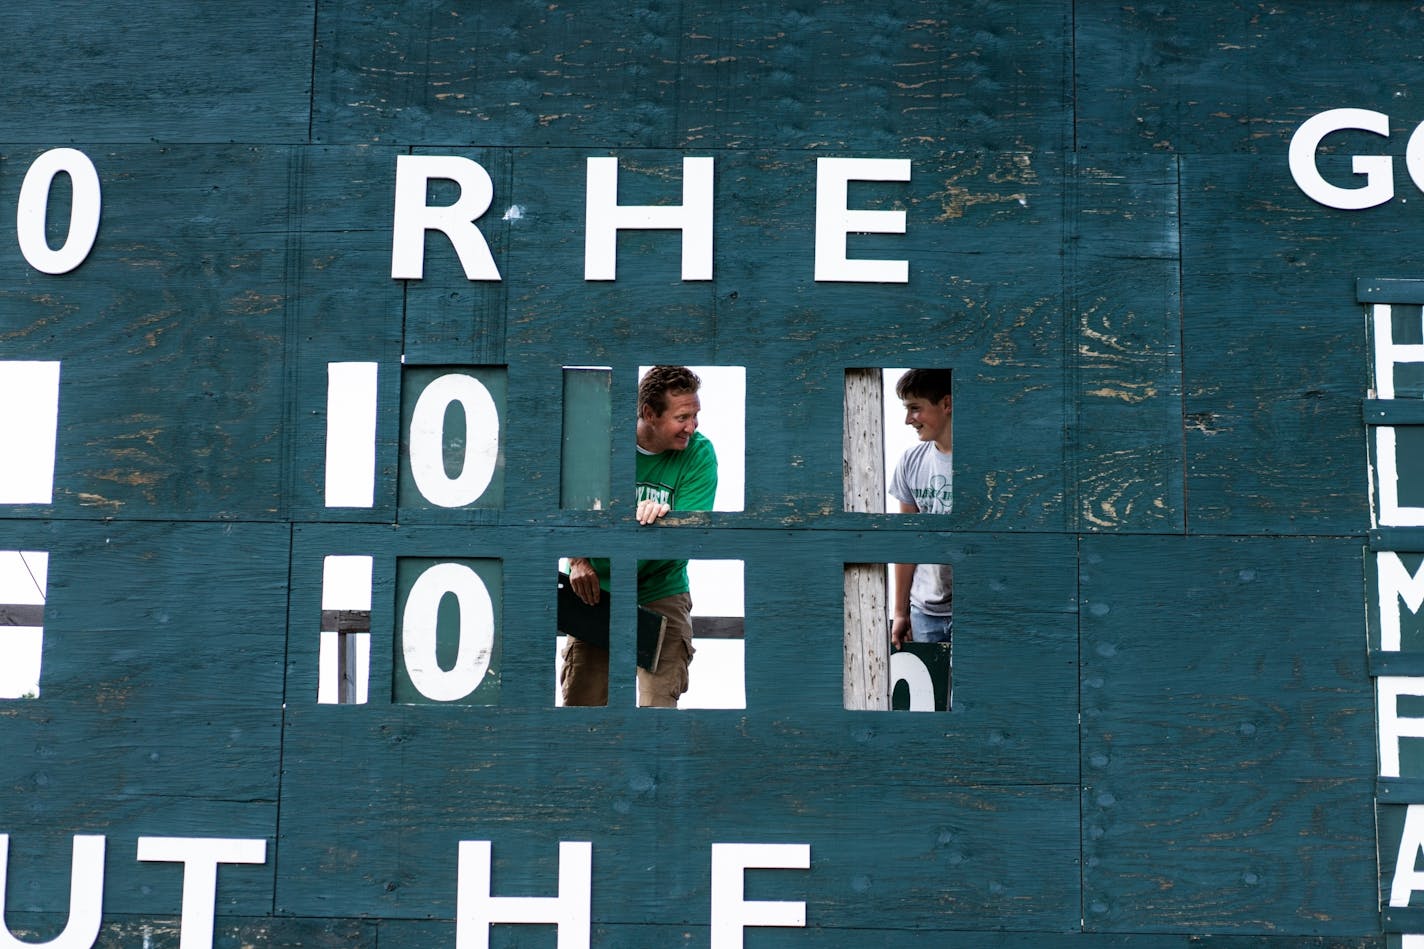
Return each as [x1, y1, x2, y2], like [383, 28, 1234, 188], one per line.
[0, 2, 315, 144]
[313, 0, 1071, 153]
[1068, 154, 1184, 532]
[0, 145, 295, 520]
[0, 914, 376, 948]
[0, 0, 1406, 942]
[1178, 154, 1380, 534]
[0, 520, 287, 914]
[276, 707, 1081, 928]
[1080, 535, 1376, 933]
[1075, 2, 1424, 155]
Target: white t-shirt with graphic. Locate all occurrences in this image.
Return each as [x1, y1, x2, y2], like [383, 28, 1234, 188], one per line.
[889, 442, 953, 615]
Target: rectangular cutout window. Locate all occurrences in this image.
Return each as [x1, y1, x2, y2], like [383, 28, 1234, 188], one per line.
[556, 558, 744, 709]
[844, 560, 952, 711]
[844, 367, 953, 515]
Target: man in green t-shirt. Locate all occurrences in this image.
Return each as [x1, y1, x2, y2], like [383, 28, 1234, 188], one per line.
[563, 365, 718, 707]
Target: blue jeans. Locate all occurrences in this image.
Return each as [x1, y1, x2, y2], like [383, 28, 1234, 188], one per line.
[910, 606, 952, 644]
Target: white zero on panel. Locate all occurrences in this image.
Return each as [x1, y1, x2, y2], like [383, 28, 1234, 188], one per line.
[888, 650, 936, 712]
[408, 373, 499, 507]
[0, 361, 61, 505]
[402, 562, 494, 702]
[16, 148, 102, 275]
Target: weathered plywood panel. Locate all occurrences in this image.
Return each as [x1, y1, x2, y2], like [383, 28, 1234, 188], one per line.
[277, 707, 1080, 930]
[285, 145, 407, 520]
[1179, 154, 1377, 534]
[0, 520, 287, 914]
[0, 145, 295, 520]
[1, 914, 376, 948]
[1069, 154, 1184, 532]
[1080, 535, 1376, 934]
[313, 0, 1072, 153]
[0, 2, 314, 143]
[1075, 2, 1424, 155]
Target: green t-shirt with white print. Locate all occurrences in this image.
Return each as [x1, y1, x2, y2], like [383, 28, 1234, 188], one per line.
[591, 431, 718, 604]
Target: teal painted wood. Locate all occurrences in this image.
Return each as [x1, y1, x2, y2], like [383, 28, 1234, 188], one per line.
[561, 368, 612, 510]
[0, 3, 315, 144]
[0, 914, 376, 947]
[1178, 154, 1373, 534]
[0, 914, 1388, 949]
[285, 145, 407, 521]
[0, 145, 296, 520]
[276, 707, 1081, 928]
[311, 0, 1072, 153]
[1080, 535, 1377, 933]
[1075, 3, 1424, 155]
[1068, 154, 1184, 533]
[0, 520, 286, 914]
[0, 0, 1412, 942]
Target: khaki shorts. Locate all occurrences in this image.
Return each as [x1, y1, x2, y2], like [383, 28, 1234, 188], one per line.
[561, 593, 694, 708]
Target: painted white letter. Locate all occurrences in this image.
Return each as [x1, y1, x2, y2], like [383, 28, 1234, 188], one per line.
[815, 157, 910, 283]
[1370, 303, 1424, 402]
[1394, 804, 1424, 906]
[0, 835, 104, 949]
[1288, 108, 1393, 210]
[584, 156, 714, 281]
[710, 843, 810, 949]
[456, 840, 591, 949]
[1379, 677, 1424, 778]
[1378, 551, 1424, 653]
[1374, 427, 1424, 528]
[136, 837, 266, 949]
[391, 155, 501, 280]
[17, 149, 101, 275]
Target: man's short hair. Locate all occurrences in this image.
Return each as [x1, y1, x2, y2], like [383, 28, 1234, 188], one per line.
[896, 368, 953, 404]
[639, 365, 702, 416]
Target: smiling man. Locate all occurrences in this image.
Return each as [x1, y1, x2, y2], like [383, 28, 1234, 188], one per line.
[564, 365, 719, 707]
[889, 368, 953, 648]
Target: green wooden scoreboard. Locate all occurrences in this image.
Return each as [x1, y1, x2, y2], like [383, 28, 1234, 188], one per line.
[3, 1, 1423, 946]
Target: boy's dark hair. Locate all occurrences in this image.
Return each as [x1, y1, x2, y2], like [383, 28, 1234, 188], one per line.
[639, 365, 702, 416]
[895, 368, 953, 404]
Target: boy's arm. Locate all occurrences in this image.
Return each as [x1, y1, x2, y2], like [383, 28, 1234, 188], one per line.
[890, 500, 918, 645]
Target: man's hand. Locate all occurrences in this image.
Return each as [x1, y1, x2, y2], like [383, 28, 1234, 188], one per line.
[569, 557, 601, 605]
[635, 498, 672, 525]
[890, 613, 912, 647]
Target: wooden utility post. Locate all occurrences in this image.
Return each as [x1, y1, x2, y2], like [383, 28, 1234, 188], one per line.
[843, 369, 888, 711]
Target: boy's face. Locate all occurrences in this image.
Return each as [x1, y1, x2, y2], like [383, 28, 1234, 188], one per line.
[902, 393, 952, 444]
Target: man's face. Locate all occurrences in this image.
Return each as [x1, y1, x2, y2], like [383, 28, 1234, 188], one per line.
[638, 390, 701, 453]
[903, 393, 952, 444]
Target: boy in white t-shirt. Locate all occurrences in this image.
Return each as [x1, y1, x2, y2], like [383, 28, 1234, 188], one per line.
[888, 369, 953, 646]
